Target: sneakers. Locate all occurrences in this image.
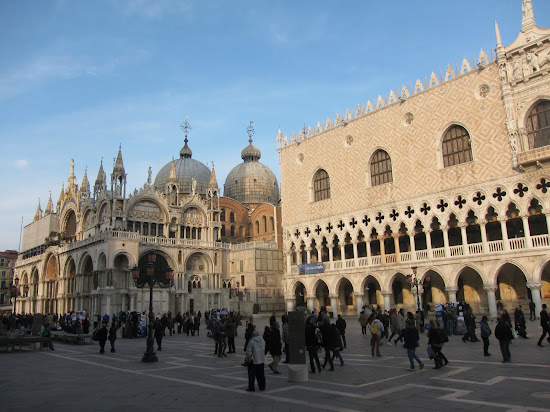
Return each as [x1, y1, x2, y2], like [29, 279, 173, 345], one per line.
[419, 363, 424, 370]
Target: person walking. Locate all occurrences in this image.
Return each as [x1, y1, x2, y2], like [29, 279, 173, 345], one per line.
[330, 322, 345, 366]
[479, 315, 491, 356]
[495, 317, 513, 363]
[529, 300, 536, 321]
[427, 320, 444, 369]
[358, 311, 368, 335]
[108, 322, 118, 353]
[336, 314, 347, 349]
[42, 324, 54, 351]
[226, 317, 236, 353]
[244, 317, 255, 351]
[154, 318, 164, 351]
[97, 323, 108, 354]
[403, 319, 424, 371]
[370, 315, 384, 357]
[268, 322, 282, 374]
[537, 304, 550, 347]
[245, 330, 266, 391]
[305, 318, 322, 373]
[320, 318, 336, 371]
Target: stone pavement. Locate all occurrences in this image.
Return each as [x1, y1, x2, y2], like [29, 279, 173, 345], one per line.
[2, 315, 550, 412]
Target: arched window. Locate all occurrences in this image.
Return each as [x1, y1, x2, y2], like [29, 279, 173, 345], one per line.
[527, 100, 550, 149]
[313, 169, 330, 201]
[220, 208, 226, 221]
[442, 125, 472, 167]
[263, 216, 267, 232]
[370, 150, 393, 186]
[255, 220, 260, 234]
[270, 217, 274, 231]
[230, 225, 235, 237]
[230, 212, 235, 222]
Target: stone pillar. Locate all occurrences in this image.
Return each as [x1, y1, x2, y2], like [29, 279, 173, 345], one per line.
[316, 247, 322, 264]
[446, 287, 458, 304]
[366, 240, 372, 265]
[442, 225, 451, 257]
[545, 213, 550, 235]
[379, 236, 386, 264]
[339, 243, 346, 264]
[329, 294, 338, 317]
[393, 234, 401, 263]
[424, 229, 433, 259]
[479, 219, 488, 253]
[328, 244, 334, 269]
[409, 231, 417, 261]
[285, 298, 296, 312]
[354, 293, 363, 315]
[528, 283, 543, 319]
[129, 292, 137, 311]
[521, 215, 532, 247]
[499, 218, 510, 251]
[286, 251, 292, 274]
[382, 291, 392, 311]
[307, 296, 316, 313]
[459, 224, 469, 256]
[484, 285, 498, 320]
[306, 247, 311, 264]
[352, 241, 359, 267]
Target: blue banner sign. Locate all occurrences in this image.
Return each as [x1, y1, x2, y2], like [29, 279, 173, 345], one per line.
[298, 262, 325, 274]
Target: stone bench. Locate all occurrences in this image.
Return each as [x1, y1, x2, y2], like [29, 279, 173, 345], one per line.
[51, 331, 93, 345]
[0, 336, 50, 352]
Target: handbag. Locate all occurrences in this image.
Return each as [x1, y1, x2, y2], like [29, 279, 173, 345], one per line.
[426, 346, 435, 359]
[511, 328, 518, 339]
[92, 329, 99, 341]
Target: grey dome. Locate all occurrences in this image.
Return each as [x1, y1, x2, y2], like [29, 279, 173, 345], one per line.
[224, 140, 279, 205]
[154, 141, 211, 195]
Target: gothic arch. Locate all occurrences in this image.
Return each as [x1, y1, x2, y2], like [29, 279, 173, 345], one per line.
[435, 121, 475, 169]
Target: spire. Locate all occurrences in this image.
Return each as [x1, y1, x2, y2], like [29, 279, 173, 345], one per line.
[241, 121, 261, 162]
[179, 116, 193, 159]
[94, 159, 106, 197]
[168, 157, 177, 182]
[81, 167, 90, 192]
[495, 20, 502, 47]
[67, 159, 75, 188]
[57, 184, 64, 212]
[44, 193, 53, 215]
[113, 144, 125, 174]
[521, 0, 535, 31]
[209, 162, 218, 188]
[33, 199, 43, 222]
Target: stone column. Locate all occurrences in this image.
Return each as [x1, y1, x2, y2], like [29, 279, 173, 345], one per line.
[366, 240, 372, 265]
[479, 219, 488, 253]
[328, 244, 334, 270]
[285, 297, 296, 312]
[330, 294, 339, 318]
[393, 234, 401, 263]
[129, 292, 137, 311]
[459, 224, 469, 255]
[521, 215, 532, 247]
[306, 247, 311, 264]
[446, 287, 458, 304]
[528, 283, 543, 319]
[442, 225, 451, 257]
[297, 248, 302, 265]
[285, 251, 292, 274]
[426, 229, 433, 259]
[382, 291, 392, 311]
[409, 231, 417, 261]
[339, 242, 346, 264]
[499, 218, 510, 251]
[545, 213, 550, 236]
[354, 293, 364, 315]
[307, 296, 316, 313]
[484, 285, 498, 320]
[352, 241, 359, 267]
[316, 247, 322, 264]
[379, 236, 386, 264]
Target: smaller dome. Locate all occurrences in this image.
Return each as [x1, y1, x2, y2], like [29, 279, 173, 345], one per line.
[180, 138, 192, 159]
[241, 139, 261, 161]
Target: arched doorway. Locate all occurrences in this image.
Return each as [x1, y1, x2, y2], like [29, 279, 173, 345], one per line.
[456, 267, 486, 314]
[422, 270, 448, 311]
[314, 280, 330, 312]
[294, 282, 306, 308]
[495, 263, 528, 312]
[336, 277, 354, 315]
[363, 275, 381, 308]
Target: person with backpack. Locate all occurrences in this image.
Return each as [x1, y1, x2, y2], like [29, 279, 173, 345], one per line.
[305, 318, 322, 373]
[370, 315, 384, 357]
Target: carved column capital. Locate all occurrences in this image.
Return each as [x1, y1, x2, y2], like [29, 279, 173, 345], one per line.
[527, 282, 543, 291]
[445, 287, 458, 293]
[483, 284, 498, 293]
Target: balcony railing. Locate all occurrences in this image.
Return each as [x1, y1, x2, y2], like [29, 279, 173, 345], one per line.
[290, 234, 550, 274]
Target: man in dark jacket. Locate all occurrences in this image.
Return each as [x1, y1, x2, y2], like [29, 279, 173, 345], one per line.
[305, 318, 322, 373]
[97, 323, 108, 354]
[320, 318, 336, 371]
[495, 317, 514, 362]
[268, 322, 282, 374]
[403, 319, 424, 370]
[537, 304, 550, 347]
[335, 314, 347, 349]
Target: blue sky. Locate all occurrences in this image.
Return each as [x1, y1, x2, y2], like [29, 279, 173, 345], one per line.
[1, 0, 549, 252]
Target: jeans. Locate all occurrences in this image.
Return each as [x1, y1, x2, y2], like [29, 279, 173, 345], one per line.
[499, 339, 511, 362]
[446, 320, 454, 336]
[307, 346, 322, 372]
[482, 336, 490, 355]
[406, 348, 422, 368]
[331, 347, 344, 365]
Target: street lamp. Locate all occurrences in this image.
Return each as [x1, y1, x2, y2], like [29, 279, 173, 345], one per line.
[406, 266, 430, 313]
[3, 264, 29, 315]
[130, 250, 174, 363]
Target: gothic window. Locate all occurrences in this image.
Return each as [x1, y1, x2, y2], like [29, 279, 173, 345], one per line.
[313, 169, 330, 201]
[527, 100, 550, 149]
[230, 225, 235, 237]
[442, 125, 472, 167]
[370, 150, 393, 186]
[220, 208, 226, 221]
[255, 220, 260, 234]
[230, 211, 235, 222]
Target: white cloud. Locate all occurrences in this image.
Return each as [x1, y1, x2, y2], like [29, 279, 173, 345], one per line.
[13, 159, 28, 169]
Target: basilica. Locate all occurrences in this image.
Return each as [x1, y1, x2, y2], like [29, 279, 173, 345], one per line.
[279, 1, 550, 318]
[14, 122, 284, 317]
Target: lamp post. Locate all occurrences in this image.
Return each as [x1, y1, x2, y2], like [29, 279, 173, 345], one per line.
[406, 266, 430, 313]
[3, 264, 29, 316]
[131, 250, 173, 363]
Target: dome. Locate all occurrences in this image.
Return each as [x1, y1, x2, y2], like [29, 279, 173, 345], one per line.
[224, 138, 279, 205]
[154, 138, 211, 194]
